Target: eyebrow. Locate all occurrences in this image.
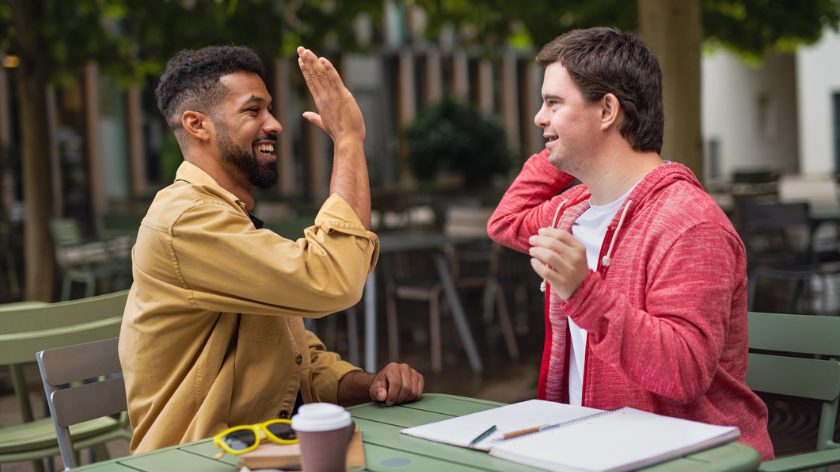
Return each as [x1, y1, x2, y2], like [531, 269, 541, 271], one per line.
[542, 94, 562, 102]
[239, 95, 271, 108]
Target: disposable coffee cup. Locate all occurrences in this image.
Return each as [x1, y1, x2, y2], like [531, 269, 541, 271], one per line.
[292, 403, 355, 472]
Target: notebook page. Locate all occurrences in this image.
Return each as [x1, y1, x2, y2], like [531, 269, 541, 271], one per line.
[401, 399, 601, 451]
[489, 407, 740, 472]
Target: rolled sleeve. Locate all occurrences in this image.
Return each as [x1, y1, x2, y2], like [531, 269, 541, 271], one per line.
[314, 194, 380, 273]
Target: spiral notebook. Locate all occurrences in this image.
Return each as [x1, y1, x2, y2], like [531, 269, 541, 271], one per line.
[402, 401, 740, 472]
[490, 406, 740, 471]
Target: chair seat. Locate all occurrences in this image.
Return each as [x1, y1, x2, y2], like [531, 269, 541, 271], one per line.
[0, 416, 122, 453]
[758, 447, 840, 472]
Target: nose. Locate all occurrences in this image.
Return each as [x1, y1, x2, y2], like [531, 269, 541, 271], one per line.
[265, 114, 283, 135]
[534, 103, 548, 129]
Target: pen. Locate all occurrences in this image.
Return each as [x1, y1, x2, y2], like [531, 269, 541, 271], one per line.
[468, 424, 497, 447]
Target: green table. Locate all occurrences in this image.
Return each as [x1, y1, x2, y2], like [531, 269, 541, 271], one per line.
[74, 394, 760, 471]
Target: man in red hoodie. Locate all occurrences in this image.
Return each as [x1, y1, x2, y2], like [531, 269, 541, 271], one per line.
[487, 27, 773, 459]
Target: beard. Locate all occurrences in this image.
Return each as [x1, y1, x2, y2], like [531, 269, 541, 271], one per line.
[215, 121, 278, 189]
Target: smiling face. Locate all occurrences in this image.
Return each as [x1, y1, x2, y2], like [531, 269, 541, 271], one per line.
[534, 62, 603, 176]
[212, 71, 283, 189]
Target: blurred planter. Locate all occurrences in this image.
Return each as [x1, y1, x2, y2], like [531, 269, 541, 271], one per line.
[406, 97, 513, 189]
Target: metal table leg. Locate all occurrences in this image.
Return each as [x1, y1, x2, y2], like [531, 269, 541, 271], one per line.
[364, 271, 377, 372]
[433, 253, 483, 373]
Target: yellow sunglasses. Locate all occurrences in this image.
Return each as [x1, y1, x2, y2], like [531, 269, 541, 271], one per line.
[213, 418, 299, 455]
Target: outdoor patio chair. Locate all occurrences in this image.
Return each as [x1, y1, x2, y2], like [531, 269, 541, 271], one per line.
[37, 337, 128, 470]
[747, 311, 840, 472]
[385, 206, 517, 372]
[49, 219, 130, 300]
[0, 291, 129, 471]
[737, 200, 840, 314]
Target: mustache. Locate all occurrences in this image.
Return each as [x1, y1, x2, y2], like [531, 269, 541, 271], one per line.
[252, 133, 278, 145]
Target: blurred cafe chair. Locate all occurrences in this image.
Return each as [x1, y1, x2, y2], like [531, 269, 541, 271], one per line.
[49, 219, 130, 300]
[385, 206, 518, 372]
[737, 200, 840, 314]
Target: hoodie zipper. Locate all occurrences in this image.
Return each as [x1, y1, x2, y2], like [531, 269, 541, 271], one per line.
[580, 199, 633, 406]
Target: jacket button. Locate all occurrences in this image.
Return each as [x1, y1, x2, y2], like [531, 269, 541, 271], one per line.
[295, 354, 303, 365]
[278, 410, 289, 419]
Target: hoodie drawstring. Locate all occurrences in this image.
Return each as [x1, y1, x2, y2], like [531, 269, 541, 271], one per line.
[539, 201, 567, 293]
[600, 199, 632, 268]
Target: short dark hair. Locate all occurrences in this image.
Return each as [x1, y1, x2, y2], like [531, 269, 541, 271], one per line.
[536, 27, 663, 154]
[155, 45, 266, 129]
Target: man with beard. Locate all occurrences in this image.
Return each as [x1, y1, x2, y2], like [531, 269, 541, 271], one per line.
[119, 45, 424, 454]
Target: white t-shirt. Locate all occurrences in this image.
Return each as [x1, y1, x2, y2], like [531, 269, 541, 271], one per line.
[567, 187, 634, 405]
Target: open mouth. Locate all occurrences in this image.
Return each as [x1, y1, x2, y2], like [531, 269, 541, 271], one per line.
[544, 135, 558, 147]
[254, 142, 276, 157]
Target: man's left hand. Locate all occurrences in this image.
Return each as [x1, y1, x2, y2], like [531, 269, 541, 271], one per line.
[337, 363, 424, 407]
[369, 362, 424, 406]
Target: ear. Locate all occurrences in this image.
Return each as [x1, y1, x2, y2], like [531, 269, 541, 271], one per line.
[181, 111, 213, 142]
[599, 93, 621, 131]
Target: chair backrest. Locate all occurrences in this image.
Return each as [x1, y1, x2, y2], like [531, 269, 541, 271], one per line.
[37, 337, 126, 470]
[443, 207, 498, 280]
[50, 219, 85, 247]
[0, 291, 127, 425]
[444, 206, 494, 239]
[736, 200, 813, 266]
[747, 312, 840, 451]
[0, 290, 128, 364]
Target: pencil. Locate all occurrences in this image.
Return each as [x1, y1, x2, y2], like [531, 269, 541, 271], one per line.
[502, 425, 541, 440]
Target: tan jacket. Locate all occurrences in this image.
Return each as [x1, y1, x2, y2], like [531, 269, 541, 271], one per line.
[119, 161, 379, 454]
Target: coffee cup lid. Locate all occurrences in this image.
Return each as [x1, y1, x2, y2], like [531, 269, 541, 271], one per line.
[291, 403, 352, 432]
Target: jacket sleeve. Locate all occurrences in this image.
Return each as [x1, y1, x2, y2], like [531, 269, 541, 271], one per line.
[169, 193, 379, 318]
[487, 149, 576, 253]
[562, 222, 744, 403]
[304, 329, 361, 404]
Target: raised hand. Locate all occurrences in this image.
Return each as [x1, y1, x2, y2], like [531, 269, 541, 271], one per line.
[297, 46, 365, 145]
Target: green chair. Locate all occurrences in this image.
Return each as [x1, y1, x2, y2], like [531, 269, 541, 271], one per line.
[747, 311, 840, 472]
[50, 219, 129, 300]
[0, 291, 131, 470]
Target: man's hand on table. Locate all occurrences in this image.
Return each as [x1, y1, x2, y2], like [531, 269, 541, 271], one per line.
[337, 362, 424, 407]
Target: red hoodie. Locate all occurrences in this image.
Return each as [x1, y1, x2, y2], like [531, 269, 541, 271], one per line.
[487, 149, 773, 460]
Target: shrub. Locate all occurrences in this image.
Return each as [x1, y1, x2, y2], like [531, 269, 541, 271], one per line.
[406, 97, 513, 186]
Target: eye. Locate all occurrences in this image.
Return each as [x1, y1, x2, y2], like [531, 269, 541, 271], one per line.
[247, 108, 260, 115]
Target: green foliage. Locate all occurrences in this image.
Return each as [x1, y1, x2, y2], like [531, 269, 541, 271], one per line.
[410, 0, 636, 57]
[0, 0, 385, 86]
[703, 0, 840, 59]
[410, 0, 838, 61]
[406, 97, 512, 186]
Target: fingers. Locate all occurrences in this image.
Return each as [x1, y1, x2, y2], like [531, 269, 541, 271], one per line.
[371, 363, 424, 406]
[297, 47, 327, 98]
[528, 227, 588, 299]
[302, 111, 324, 130]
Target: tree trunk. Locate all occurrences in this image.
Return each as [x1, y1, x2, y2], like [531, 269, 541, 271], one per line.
[638, 0, 704, 181]
[11, 0, 56, 301]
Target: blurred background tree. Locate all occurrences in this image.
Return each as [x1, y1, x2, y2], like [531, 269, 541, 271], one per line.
[0, 0, 384, 301]
[411, 0, 838, 179]
[0, 0, 837, 300]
